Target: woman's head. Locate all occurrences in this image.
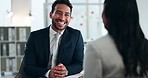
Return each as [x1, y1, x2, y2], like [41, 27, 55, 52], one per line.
[102, 0, 148, 77]
[102, 0, 139, 34]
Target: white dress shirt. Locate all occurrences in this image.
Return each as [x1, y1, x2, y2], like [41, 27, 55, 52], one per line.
[45, 26, 64, 77]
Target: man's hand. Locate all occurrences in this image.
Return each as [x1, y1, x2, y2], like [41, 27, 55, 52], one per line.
[49, 63, 68, 78]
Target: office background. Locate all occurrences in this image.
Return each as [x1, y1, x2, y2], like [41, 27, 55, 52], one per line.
[1, 0, 148, 40]
[0, 0, 148, 77]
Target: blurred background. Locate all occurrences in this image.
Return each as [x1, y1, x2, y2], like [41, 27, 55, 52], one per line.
[0, 0, 148, 77]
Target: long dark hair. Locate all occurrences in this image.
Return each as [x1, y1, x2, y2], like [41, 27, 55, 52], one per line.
[104, 0, 148, 77]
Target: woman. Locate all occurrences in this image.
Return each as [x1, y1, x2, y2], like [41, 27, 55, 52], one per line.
[84, 0, 148, 78]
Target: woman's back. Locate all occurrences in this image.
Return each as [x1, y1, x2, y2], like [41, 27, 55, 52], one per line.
[84, 34, 125, 78]
[84, 0, 148, 77]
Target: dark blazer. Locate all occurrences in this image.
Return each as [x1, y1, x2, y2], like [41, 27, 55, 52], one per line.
[23, 26, 84, 77]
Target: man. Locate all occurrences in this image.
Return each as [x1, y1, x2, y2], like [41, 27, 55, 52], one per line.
[24, 0, 84, 78]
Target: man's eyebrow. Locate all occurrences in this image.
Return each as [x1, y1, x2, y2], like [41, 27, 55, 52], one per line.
[56, 10, 62, 13]
[56, 10, 70, 14]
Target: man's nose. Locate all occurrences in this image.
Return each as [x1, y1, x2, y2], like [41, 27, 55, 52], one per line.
[59, 14, 65, 21]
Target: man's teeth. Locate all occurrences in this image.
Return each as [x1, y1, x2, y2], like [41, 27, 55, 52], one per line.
[58, 21, 65, 24]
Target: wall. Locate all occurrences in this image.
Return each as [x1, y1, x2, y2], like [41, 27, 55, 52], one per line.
[137, 0, 148, 39]
[0, 0, 11, 26]
[0, 0, 148, 38]
[31, 0, 45, 31]
[12, 0, 30, 26]
[0, 0, 45, 32]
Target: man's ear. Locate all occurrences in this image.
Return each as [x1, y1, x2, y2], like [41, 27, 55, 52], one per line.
[49, 12, 52, 18]
[69, 16, 73, 21]
[71, 16, 73, 19]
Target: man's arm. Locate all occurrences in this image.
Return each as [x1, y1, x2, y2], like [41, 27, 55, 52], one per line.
[66, 31, 84, 75]
[24, 32, 49, 77]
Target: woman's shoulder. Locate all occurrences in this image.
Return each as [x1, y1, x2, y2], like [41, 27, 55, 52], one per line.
[90, 34, 114, 46]
[86, 34, 115, 51]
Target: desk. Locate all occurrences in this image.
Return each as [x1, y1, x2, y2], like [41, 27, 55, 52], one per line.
[1, 74, 83, 78]
[65, 72, 83, 78]
[1, 71, 84, 78]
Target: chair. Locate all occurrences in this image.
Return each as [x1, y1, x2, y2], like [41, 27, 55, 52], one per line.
[15, 58, 31, 78]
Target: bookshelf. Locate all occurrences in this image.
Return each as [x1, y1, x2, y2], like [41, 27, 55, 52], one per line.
[0, 26, 30, 76]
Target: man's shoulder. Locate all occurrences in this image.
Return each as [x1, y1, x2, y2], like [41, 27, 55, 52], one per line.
[29, 27, 49, 37]
[31, 27, 49, 34]
[66, 26, 80, 33]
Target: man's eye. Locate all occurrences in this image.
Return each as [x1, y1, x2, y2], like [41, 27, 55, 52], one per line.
[65, 14, 70, 16]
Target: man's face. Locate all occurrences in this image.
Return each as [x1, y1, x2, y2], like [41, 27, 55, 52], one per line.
[50, 4, 72, 32]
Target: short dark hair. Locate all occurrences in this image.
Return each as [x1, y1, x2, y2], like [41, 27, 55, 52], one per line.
[51, 0, 73, 14]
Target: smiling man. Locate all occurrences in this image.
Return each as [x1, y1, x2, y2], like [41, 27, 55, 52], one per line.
[23, 0, 84, 78]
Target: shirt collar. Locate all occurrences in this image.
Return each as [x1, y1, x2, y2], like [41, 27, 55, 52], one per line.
[50, 25, 65, 36]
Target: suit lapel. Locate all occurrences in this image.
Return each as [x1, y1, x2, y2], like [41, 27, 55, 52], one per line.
[57, 28, 70, 61]
[42, 27, 50, 62]
[59, 28, 69, 48]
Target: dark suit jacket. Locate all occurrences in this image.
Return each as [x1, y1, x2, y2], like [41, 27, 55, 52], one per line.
[23, 26, 84, 77]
